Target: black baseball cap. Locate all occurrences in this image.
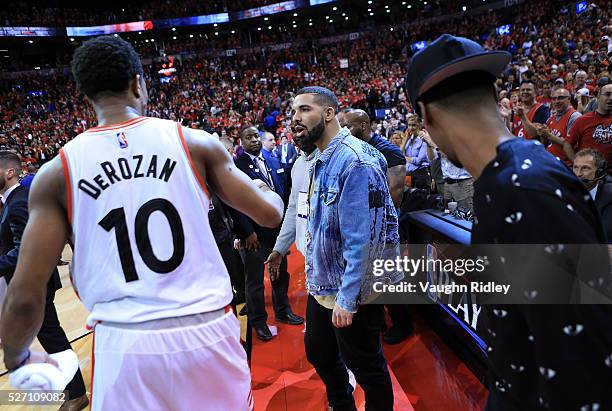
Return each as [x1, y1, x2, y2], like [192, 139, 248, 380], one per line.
[406, 34, 511, 116]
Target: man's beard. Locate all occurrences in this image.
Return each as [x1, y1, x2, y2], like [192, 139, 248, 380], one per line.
[296, 115, 325, 151]
[294, 136, 317, 154]
[0, 176, 6, 192]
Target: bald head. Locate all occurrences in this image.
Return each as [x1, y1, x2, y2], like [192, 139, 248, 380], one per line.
[342, 109, 371, 141]
[551, 87, 571, 112]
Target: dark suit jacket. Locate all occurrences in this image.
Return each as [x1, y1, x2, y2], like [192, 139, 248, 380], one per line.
[278, 143, 298, 165]
[232, 151, 288, 241]
[0, 184, 61, 290]
[594, 176, 612, 243]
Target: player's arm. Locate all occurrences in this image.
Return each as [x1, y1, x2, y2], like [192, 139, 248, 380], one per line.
[387, 165, 406, 209]
[184, 128, 284, 228]
[0, 158, 68, 370]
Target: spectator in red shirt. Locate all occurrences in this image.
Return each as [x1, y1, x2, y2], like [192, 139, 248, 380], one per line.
[512, 80, 551, 139]
[537, 80, 553, 104]
[537, 87, 581, 166]
[567, 83, 612, 167]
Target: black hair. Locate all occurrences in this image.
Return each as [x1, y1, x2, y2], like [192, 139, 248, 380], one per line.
[597, 77, 611, 88]
[71, 35, 144, 100]
[419, 71, 497, 114]
[296, 86, 339, 114]
[240, 124, 258, 137]
[520, 79, 536, 88]
[0, 150, 21, 169]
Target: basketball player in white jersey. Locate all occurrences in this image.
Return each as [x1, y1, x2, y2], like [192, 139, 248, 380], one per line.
[0, 36, 284, 410]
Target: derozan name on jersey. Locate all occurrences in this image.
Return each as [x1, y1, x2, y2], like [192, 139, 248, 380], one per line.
[78, 154, 177, 200]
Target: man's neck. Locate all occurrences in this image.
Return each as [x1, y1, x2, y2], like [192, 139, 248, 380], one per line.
[596, 109, 611, 116]
[315, 121, 341, 153]
[94, 100, 141, 127]
[557, 106, 571, 116]
[246, 150, 261, 157]
[522, 100, 537, 110]
[446, 113, 514, 180]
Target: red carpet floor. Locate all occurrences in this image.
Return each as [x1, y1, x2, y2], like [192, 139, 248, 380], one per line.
[250, 246, 488, 411]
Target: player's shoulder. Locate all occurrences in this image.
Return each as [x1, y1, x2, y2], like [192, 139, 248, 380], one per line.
[179, 125, 218, 143]
[497, 138, 583, 197]
[179, 126, 227, 162]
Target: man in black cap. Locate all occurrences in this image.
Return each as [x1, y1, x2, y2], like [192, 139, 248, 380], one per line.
[406, 34, 612, 410]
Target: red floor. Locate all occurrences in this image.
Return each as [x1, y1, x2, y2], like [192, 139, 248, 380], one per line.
[250, 247, 488, 411]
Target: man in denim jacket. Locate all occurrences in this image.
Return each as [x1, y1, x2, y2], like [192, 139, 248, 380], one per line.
[291, 86, 401, 411]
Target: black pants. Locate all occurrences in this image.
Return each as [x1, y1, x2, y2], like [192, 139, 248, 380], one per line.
[37, 283, 87, 400]
[244, 239, 291, 326]
[386, 305, 413, 330]
[304, 295, 393, 411]
[216, 237, 246, 305]
[408, 167, 431, 190]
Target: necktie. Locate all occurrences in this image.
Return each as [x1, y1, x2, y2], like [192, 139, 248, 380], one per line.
[256, 156, 274, 189]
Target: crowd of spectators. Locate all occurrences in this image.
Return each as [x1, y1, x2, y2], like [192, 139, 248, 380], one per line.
[1, 0, 226, 27]
[1, 0, 476, 27]
[0, 0, 611, 171]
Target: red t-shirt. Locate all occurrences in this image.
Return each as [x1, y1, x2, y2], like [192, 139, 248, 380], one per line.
[567, 112, 612, 165]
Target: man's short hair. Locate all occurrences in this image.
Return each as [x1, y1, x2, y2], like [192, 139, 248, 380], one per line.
[520, 79, 536, 88]
[71, 35, 144, 100]
[0, 151, 21, 169]
[296, 86, 339, 114]
[240, 124, 258, 137]
[575, 148, 607, 174]
[419, 71, 497, 114]
[597, 77, 610, 88]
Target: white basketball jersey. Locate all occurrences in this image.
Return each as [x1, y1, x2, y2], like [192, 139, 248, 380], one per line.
[61, 116, 232, 324]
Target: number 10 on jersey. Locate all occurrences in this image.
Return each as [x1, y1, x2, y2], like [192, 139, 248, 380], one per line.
[99, 198, 185, 282]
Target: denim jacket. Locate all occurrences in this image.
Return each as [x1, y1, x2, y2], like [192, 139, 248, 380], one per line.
[305, 127, 402, 313]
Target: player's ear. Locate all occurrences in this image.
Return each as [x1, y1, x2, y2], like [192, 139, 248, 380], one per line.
[418, 102, 432, 128]
[130, 75, 142, 99]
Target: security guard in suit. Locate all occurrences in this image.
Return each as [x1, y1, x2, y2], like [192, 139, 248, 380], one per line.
[232, 126, 304, 341]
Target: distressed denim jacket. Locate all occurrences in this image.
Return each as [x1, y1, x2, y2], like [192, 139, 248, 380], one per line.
[305, 127, 402, 313]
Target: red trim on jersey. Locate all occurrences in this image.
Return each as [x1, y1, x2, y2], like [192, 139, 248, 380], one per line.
[59, 149, 73, 226]
[87, 116, 147, 133]
[176, 123, 211, 198]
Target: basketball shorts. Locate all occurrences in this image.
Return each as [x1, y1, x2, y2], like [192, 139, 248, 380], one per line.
[90, 310, 253, 410]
